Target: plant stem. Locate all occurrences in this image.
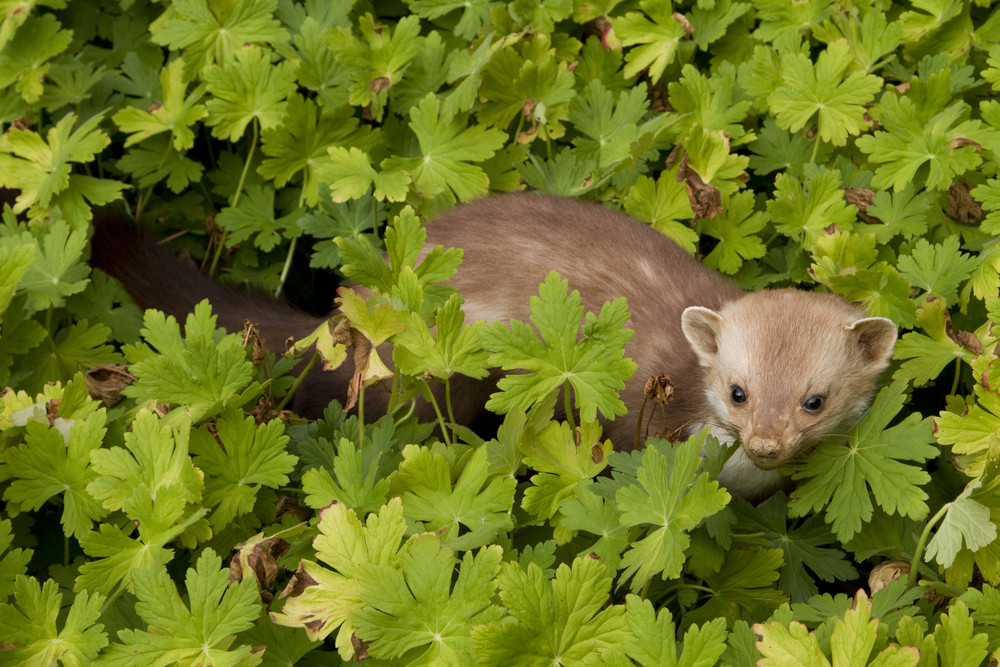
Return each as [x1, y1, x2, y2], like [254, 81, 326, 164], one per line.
[421, 379, 452, 446]
[634, 396, 648, 450]
[274, 235, 297, 298]
[276, 352, 318, 411]
[563, 384, 576, 431]
[444, 376, 456, 425]
[209, 120, 258, 277]
[950, 357, 962, 396]
[358, 386, 366, 448]
[908, 502, 950, 589]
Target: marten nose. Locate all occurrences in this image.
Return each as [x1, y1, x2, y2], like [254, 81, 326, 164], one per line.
[746, 436, 781, 461]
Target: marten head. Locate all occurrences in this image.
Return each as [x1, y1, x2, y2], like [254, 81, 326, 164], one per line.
[680, 289, 897, 470]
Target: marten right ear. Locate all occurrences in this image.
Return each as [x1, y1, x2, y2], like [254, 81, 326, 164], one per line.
[682, 306, 725, 358]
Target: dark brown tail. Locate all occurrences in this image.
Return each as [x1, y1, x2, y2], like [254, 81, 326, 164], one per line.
[89, 209, 325, 353]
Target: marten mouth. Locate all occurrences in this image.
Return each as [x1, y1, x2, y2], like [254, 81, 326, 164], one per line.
[748, 457, 782, 471]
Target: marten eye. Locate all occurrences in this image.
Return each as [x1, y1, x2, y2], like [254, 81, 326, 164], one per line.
[730, 386, 747, 405]
[802, 395, 825, 414]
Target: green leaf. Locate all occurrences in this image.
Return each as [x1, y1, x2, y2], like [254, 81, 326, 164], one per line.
[732, 494, 858, 603]
[0, 577, 107, 665]
[668, 62, 753, 145]
[934, 600, 989, 667]
[353, 537, 503, 663]
[569, 79, 647, 168]
[0, 113, 118, 222]
[789, 381, 938, 541]
[701, 190, 768, 274]
[559, 486, 629, 572]
[203, 44, 298, 141]
[149, 0, 289, 72]
[754, 619, 830, 667]
[767, 168, 856, 246]
[472, 556, 629, 665]
[688, 547, 786, 626]
[615, 2, 687, 83]
[622, 170, 698, 253]
[328, 14, 422, 120]
[936, 385, 1000, 457]
[768, 39, 882, 146]
[112, 57, 207, 151]
[616, 434, 731, 591]
[624, 595, 728, 667]
[521, 419, 612, 522]
[0, 14, 73, 103]
[100, 549, 261, 666]
[259, 94, 367, 205]
[215, 183, 304, 251]
[393, 293, 490, 380]
[925, 485, 998, 569]
[856, 92, 995, 192]
[270, 499, 408, 659]
[0, 519, 32, 600]
[88, 409, 203, 516]
[123, 301, 258, 422]
[190, 408, 296, 530]
[480, 271, 637, 423]
[893, 296, 976, 387]
[3, 408, 108, 538]
[384, 93, 507, 202]
[302, 437, 390, 516]
[391, 445, 515, 550]
[409, 0, 500, 41]
[478, 44, 576, 143]
[897, 236, 975, 304]
[5, 219, 89, 314]
[320, 145, 410, 202]
[754, 0, 835, 44]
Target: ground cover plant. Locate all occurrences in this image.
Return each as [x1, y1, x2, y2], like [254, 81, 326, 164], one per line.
[1, 0, 1000, 663]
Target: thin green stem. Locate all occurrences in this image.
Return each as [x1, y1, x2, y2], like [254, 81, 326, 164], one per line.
[810, 135, 821, 163]
[276, 352, 319, 411]
[209, 120, 258, 276]
[908, 502, 950, 589]
[563, 384, 576, 431]
[135, 142, 174, 221]
[420, 379, 452, 446]
[274, 235, 298, 299]
[358, 386, 366, 449]
[950, 357, 962, 396]
[444, 376, 456, 425]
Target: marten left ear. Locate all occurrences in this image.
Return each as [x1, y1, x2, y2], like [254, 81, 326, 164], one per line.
[846, 317, 897, 366]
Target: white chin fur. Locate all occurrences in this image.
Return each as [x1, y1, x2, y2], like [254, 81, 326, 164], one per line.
[716, 446, 787, 500]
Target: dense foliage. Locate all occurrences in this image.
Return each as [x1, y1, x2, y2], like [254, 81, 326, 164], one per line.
[1, 0, 1000, 663]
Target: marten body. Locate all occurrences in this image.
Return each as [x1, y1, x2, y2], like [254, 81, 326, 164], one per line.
[91, 193, 897, 499]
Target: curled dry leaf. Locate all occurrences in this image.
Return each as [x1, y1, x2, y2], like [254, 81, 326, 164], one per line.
[844, 187, 879, 224]
[868, 558, 909, 594]
[947, 180, 984, 225]
[230, 535, 291, 604]
[676, 156, 722, 219]
[84, 363, 135, 407]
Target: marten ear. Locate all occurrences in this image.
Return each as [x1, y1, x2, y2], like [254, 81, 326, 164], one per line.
[846, 317, 897, 366]
[682, 306, 725, 358]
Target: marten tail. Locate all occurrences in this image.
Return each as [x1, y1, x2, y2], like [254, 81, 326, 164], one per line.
[89, 209, 326, 351]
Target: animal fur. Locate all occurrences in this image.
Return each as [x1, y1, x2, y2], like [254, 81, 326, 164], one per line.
[90, 192, 898, 499]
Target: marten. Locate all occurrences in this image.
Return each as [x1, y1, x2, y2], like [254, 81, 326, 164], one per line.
[89, 192, 897, 499]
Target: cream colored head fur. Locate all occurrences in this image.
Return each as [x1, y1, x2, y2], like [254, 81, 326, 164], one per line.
[681, 289, 897, 471]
